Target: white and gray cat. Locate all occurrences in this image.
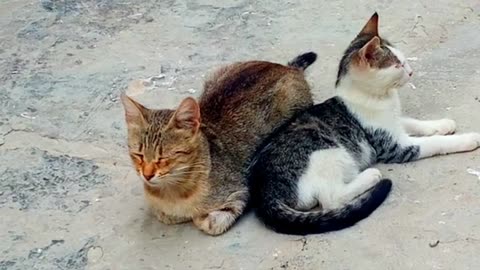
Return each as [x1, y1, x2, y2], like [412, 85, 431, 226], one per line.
[248, 13, 480, 235]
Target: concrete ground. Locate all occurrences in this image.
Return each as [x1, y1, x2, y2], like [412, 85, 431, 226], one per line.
[1, 0, 480, 269]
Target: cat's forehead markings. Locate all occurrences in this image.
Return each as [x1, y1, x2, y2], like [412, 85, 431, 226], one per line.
[386, 46, 405, 63]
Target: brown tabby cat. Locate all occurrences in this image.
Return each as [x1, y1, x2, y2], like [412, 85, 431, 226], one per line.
[121, 52, 316, 235]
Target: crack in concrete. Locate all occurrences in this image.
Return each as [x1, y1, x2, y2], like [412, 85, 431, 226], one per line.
[1, 129, 130, 167]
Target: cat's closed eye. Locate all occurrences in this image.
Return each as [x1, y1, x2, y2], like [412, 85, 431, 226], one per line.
[155, 158, 169, 165]
[163, 149, 191, 156]
[174, 150, 190, 155]
[131, 153, 144, 162]
[157, 150, 189, 160]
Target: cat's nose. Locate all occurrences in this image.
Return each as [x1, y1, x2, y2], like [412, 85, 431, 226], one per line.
[409, 71, 413, 77]
[142, 163, 156, 181]
[143, 173, 154, 181]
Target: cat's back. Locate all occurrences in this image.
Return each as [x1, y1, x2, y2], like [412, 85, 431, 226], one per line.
[255, 97, 363, 155]
[251, 97, 370, 176]
[199, 60, 313, 162]
[199, 61, 303, 122]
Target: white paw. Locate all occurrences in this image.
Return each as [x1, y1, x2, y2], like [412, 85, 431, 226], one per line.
[194, 211, 235, 236]
[362, 168, 383, 183]
[460, 133, 480, 151]
[427, 119, 456, 135]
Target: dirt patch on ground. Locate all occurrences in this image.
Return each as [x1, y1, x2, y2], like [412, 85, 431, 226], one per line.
[0, 148, 107, 212]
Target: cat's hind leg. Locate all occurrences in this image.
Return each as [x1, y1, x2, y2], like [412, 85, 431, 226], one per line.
[401, 117, 456, 136]
[337, 168, 383, 206]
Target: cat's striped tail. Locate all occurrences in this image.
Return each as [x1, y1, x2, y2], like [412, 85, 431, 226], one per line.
[287, 52, 317, 70]
[255, 179, 392, 235]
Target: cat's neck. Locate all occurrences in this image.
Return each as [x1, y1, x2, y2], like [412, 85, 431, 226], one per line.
[337, 79, 403, 132]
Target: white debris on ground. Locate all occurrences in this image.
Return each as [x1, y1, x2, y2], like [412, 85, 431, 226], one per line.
[126, 74, 166, 96]
[466, 168, 480, 180]
[20, 112, 36, 119]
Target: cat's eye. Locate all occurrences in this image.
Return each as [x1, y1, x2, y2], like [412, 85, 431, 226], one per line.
[131, 153, 144, 162]
[155, 158, 169, 166]
[174, 150, 190, 155]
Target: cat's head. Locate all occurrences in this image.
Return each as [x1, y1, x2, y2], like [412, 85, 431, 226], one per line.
[336, 13, 413, 95]
[121, 94, 208, 187]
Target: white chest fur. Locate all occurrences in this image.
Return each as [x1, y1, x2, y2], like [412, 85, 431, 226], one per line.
[339, 88, 406, 140]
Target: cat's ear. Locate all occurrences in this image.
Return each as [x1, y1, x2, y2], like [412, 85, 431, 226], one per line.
[358, 12, 379, 36]
[358, 36, 381, 64]
[120, 93, 147, 128]
[171, 97, 201, 133]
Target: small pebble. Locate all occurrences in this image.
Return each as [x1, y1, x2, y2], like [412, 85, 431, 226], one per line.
[87, 246, 104, 263]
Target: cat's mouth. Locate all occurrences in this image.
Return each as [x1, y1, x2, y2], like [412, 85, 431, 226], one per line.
[141, 173, 176, 187]
[139, 171, 161, 186]
[142, 177, 163, 187]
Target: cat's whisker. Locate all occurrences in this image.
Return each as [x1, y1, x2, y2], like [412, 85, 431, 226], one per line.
[171, 167, 208, 174]
[175, 165, 207, 171]
[157, 170, 209, 180]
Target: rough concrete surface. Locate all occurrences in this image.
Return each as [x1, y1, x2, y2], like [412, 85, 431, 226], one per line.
[1, 0, 480, 269]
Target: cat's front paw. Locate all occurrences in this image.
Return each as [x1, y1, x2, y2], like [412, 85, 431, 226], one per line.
[460, 133, 480, 151]
[193, 210, 235, 236]
[428, 119, 456, 136]
[154, 210, 191, 225]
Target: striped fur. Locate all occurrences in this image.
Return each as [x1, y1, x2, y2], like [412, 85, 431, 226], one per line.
[121, 52, 317, 235]
[248, 13, 480, 235]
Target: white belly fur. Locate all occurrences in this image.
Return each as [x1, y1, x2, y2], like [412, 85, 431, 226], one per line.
[296, 147, 360, 210]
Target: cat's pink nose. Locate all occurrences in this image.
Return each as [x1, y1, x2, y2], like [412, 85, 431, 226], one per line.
[143, 173, 154, 181]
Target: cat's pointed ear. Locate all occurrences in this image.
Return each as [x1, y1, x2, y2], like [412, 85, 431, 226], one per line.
[358, 12, 379, 36]
[171, 97, 201, 133]
[358, 36, 381, 63]
[120, 93, 147, 128]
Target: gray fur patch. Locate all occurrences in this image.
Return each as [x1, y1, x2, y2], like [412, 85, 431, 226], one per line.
[365, 128, 420, 163]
